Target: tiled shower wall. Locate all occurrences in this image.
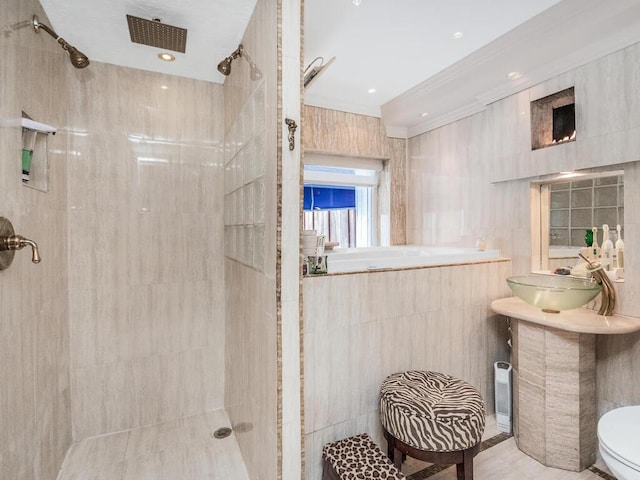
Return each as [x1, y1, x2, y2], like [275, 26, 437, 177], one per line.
[223, 0, 279, 478]
[67, 62, 226, 439]
[224, 81, 267, 270]
[224, 78, 276, 480]
[0, 1, 72, 478]
[303, 260, 512, 480]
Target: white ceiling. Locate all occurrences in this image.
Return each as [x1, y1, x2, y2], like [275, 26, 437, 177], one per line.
[303, 0, 561, 117]
[39, 0, 257, 84]
[38, 0, 640, 137]
[382, 0, 640, 137]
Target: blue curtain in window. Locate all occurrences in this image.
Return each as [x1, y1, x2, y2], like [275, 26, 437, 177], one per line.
[303, 185, 355, 210]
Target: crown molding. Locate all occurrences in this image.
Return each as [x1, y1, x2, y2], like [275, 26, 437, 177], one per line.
[406, 102, 487, 138]
[383, 125, 409, 139]
[381, 0, 640, 138]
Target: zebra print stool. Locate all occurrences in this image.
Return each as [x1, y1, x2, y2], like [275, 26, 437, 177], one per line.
[379, 371, 485, 480]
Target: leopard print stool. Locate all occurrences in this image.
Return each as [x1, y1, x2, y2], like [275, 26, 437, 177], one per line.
[379, 371, 486, 480]
[322, 433, 406, 480]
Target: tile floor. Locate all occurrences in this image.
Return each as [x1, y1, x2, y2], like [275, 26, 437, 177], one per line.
[404, 437, 611, 480]
[402, 416, 613, 480]
[58, 411, 614, 479]
[56, 409, 249, 480]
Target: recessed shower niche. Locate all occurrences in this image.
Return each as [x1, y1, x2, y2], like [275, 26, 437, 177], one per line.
[531, 87, 575, 150]
[20, 112, 56, 192]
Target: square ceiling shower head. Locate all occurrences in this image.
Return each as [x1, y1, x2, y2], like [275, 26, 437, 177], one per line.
[126, 14, 187, 53]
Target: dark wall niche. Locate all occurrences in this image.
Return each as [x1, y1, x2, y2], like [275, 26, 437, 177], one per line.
[531, 87, 575, 150]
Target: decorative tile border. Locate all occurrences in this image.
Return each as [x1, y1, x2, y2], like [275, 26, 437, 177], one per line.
[587, 465, 616, 480]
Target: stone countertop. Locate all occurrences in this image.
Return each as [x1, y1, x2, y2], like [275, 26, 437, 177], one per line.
[491, 296, 640, 334]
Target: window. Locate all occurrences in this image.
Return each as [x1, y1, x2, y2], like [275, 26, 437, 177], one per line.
[303, 156, 383, 248]
[549, 174, 624, 247]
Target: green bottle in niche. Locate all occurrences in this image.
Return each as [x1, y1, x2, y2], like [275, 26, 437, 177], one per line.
[21, 149, 33, 182]
[584, 229, 593, 247]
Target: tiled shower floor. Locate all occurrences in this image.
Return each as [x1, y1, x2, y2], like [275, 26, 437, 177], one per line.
[56, 409, 249, 480]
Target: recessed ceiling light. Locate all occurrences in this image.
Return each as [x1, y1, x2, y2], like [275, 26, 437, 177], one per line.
[368, 88, 376, 94]
[453, 32, 463, 39]
[507, 71, 521, 79]
[160, 85, 169, 90]
[158, 52, 175, 62]
[420, 112, 429, 117]
[352, 0, 362, 5]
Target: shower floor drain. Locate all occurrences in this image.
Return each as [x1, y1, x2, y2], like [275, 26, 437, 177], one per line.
[212, 427, 232, 439]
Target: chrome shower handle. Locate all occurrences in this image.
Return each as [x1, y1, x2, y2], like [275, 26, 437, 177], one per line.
[1, 234, 41, 264]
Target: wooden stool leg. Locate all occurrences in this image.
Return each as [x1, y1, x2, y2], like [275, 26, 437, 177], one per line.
[322, 459, 341, 480]
[385, 432, 394, 461]
[393, 447, 403, 470]
[455, 447, 474, 480]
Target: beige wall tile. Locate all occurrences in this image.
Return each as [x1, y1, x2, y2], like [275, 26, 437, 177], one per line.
[303, 106, 389, 159]
[0, 0, 72, 478]
[405, 42, 640, 468]
[224, 1, 304, 477]
[66, 62, 226, 439]
[303, 259, 512, 480]
[222, 6, 279, 478]
[389, 137, 407, 245]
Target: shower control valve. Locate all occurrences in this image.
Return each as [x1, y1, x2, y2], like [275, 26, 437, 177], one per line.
[2, 234, 41, 264]
[0, 217, 41, 270]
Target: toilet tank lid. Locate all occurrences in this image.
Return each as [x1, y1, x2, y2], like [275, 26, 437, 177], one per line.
[598, 406, 640, 468]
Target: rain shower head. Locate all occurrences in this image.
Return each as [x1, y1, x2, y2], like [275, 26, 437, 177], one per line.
[217, 44, 244, 76]
[126, 15, 187, 53]
[32, 15, 89, 69]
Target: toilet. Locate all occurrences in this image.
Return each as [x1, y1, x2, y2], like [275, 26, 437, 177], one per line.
[598, 406, 640, 480]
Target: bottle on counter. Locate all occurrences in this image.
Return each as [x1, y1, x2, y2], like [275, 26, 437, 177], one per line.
[601, 224, 614, 271]
[591, 227, 600, 260]
[615, 224, 624, 269]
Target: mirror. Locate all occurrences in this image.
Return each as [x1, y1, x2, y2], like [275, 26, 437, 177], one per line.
[535, 170, 624, 272]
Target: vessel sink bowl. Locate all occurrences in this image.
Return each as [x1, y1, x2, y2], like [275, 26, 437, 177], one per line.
[506, 275, 602, 313]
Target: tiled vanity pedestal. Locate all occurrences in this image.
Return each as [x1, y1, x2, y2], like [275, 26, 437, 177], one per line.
[491, 297, 640, 471]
